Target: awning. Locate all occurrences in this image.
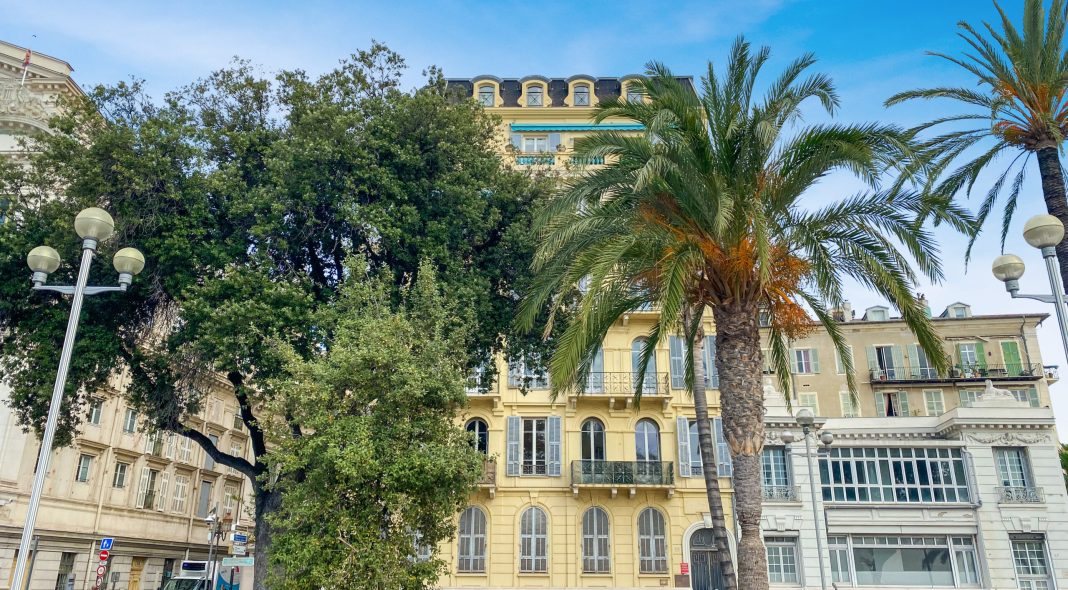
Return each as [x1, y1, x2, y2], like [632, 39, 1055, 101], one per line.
[509, 123, 644, 132]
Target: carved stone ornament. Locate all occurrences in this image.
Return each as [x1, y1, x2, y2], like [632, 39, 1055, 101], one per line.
[965, 431, 1050, 445]
[0, 80, 49, 119]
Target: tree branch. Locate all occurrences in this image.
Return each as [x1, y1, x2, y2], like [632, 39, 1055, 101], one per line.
[229, 371, 267, 460]
[179, 425, 259, 481]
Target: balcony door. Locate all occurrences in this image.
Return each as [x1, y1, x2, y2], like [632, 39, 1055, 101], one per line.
[635, 419, 662, 483]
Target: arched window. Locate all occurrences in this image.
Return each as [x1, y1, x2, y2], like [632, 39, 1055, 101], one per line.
[637, 507, 667, 573]
[581, 507, 610, 573]
[574, 84, 591, 106]
[632, 338, 658, 393]
[457, 507, 487, 572]
[635, 419, 660, 462]
[466, 419, 488, 454]
[526, 85, 544, 107]
[520, 506, 548, 572]
[580, 419, 605, 462]
[477, 84, 495, 107]
[626, 84, 642, 103]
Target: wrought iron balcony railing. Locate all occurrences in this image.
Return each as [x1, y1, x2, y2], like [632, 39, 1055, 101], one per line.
[571, 460, 674, 487]
[868, 363, 1044, 383]
[515, 154, 555, 166]
[568, 155, 605, 166]
[581, 372, 670, 396]
[762, 485, 800, 502]
[997, 486, 1044, 504]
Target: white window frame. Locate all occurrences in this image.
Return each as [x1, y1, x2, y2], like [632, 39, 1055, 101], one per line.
[581, 507, 611, 573]
[959, 390, 980, 408]
[1011, 536, 1053, 590]
[797, 392, 819, 414]
[1009, 387, 1041, 408]
[519, 507, 548, 572]
[508, 358, 548, 389]
[839, 391, 861, 417]
[637, 507, 667, 573]
[924, 390, 945, 416]
[522, 136, 548, 153]
[994, 447, 1033, 488]
[765, 536, 800, 584]
[792, 348, 817, 374]
[521, 417, 547, 475]
[88, 399, 103, 426]
[635, 419, 660, 462]
[457, 506, 487, 573]
[123, 408, 137, 434]
[525, 85, 544, 107]
[112, 462, 128, 488]
[835, 345, 854, 375]
[958, 343, 978, 366]
[821, 447, 971, 504]
[830, 535, 981, 588]
[573, 84, 591, 106]
[477, 84, 494, 107]
[625, 86, 642, 103]
[75, 454, 93, 483]
[762, 446, 791, 487]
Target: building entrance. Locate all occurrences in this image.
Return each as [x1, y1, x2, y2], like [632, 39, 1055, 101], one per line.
[689, 528, 724, 590]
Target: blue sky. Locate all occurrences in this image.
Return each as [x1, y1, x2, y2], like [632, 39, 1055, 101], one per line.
[5, 0, 1068, 433]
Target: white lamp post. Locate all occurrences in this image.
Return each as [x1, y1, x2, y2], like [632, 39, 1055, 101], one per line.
[11, 208, 144, 590]
[780, 408, 833, 590]
[992, 213, 1068, 361]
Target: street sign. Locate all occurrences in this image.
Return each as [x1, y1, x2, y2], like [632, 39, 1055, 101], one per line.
[99, 538, 114, 551]
[96, 565, 106, 576]
[680, 562, 690, 575]
[232, 533, 248, 544]
[222, 557, 254, 567]
[232, 545, 247, 556]
[98, 550, 109, 561]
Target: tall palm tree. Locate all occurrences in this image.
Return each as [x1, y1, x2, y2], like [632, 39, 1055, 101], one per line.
[518, 39, 964, 590]
[887, 0, 1068, 284]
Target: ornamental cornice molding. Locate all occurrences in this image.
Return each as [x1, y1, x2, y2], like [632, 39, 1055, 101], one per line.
[964, 431, 1051, 445]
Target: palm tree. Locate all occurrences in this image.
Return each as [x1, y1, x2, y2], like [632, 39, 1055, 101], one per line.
[887, 0, 1068, 285]
[518, 39, 964, 590]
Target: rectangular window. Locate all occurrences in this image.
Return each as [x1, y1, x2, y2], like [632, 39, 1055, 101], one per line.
[526, 86, 543, 106]
[87, 399, 103, 426]
[123, 408, 137, 433]
[172, 475, 189, 513]
[1012, 536, 1052, 590]
[223, 484, 238, 515]
[477, 85, 494, 107]
[835, 345, 854, 374]
[508, 358, 548, 389]
[522, 136, 548, 153]
[952, 537, 980, 586]
[522, 418, 547, 475]
[995, 447, 1033, 488]
[828, 537, 851, 584]
[179, 437, 193, 463]
[839, 392, 861, 417]
[873, 345, 899, 379]
[765, 537, 799, 584]
[850, 536, 962, 587]
[112, 462, 128, 488]
[959, 390, 980, 408]
[958, 343, 979, 369]
[910, 344, 938, 379]
[1009, 387, 1041, 408]
[204, 434, 219, 470]
[924, 390, 945, 416]
[573, 84, 590, 106]
[196, 480, 213, 518]
[762, 447, 790, 488]
[75, 455, 92, 483]
[819, 447, 971, 504]
[797, 392, 819, 414]
[232, 413, 244, 431]
[791, 348, 819, 374]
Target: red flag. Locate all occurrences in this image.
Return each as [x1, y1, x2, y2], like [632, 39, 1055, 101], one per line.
[20, 49, 31, 85]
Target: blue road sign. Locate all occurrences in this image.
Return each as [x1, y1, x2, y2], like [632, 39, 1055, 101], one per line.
[232, 533, 248, 544]
[99, 538, 113, 551]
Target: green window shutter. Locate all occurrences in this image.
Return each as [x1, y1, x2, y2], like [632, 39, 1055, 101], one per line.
[874, 392, 886, 416]
[1028, 387, 1040, 408]
[890, 346, 905, 380]
[789, 349, 800, 373]
[1001, 341, 1023, 375]
[907, 344, 921, 378]
[955, 344, 966, 364]
[669, 336, 685, 389]
[974, 342, 987, 369]
[866, 346, 879, 371]
[896, 391, 910, 415]
[676, 416, 691, 478]
[810, 349, 820, 373]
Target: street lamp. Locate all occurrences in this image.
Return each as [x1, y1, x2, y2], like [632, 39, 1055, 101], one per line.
[780, 408, 833, 590]
[11, 208, 144, 590]
[992, 213, 1068, 361]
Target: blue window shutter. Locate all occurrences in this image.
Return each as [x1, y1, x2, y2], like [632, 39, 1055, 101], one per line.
[548, 133, 561, 152]
[510, 134, 522, 151]
[669, 336, 685, 389]
[713, 418, 731, 477]
[547, 416, 562, 477]
[506, 416, 521, 476]
[676, 416, 691, 478]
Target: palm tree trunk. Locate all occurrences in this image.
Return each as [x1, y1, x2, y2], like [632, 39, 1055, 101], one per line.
[686, 306, 738, 590]
[711, 302, 768, 590]
[1036, 147, 1068, 288]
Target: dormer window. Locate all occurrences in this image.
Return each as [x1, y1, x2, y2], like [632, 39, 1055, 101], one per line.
[477, 85, 495, 107]
[574, 84, 590, 106]
[865, 307, 888, 321]
[527, 86, 544, 106]
[626, 85, 642, 103]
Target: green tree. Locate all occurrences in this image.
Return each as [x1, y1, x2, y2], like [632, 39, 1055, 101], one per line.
[266, 260, 483, 590]
[519, 40, 965, 590]
[887, 0, 1068, 283]
[0, 44, 548, 588]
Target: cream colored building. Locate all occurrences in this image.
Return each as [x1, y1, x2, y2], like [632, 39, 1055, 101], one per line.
[0, 41, 254, 590]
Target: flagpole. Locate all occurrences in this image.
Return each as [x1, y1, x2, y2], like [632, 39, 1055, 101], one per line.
[20, 48, 31, 86]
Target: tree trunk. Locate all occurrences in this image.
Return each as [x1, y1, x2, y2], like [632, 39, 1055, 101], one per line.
[711, 302, 768, 590]
[688, 312, 739, 590]
[252, 484, 282, 590]
[1036, 147, 1068, 288]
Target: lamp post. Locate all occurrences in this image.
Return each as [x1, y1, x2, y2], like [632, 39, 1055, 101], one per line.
[992, 213, 1068, 361]
[780, 408, 833, 590]
[11, 208, 145, 590]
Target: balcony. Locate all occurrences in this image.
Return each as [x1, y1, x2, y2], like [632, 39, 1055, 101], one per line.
[570, 460, 675, 498]
[478, 459, 497, 498]
[569, 372, 672, 411]
[568, 155, 604, 166]
[762, 485, 800, 502]
[515, 154, 555, 166]
[996, 486, 1044, 504]
[868, 363, 1044, 384]
[1044, 365, 1059, 383]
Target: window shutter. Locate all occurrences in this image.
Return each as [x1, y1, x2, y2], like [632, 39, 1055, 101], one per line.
[676, 417, 691, 478]
[896, 391, 910, 415]
[955, 343, 966, 364]
[157, 472, 170, 512]
[668, 337, 685, 389]
[907, 344, 921, 377]
[547, 416, 562, 477]
[704, 337, 718, 388]
[890, 346, 905, 379]
[866, 346, 879, 372]
[789, 349, 799, 374]
[136, 467, 150, 509]
[144, 433, 153, 454]
[713, 418, 731, 477]
[974, 342, 987, 369]
[874, 393, 886, 416]
[506, 416, 521, 476]
[510, 134, 522, 150]
[165, 434, 176, 460]
[810, 349, 820, 373]
[548, 133, 561, 152]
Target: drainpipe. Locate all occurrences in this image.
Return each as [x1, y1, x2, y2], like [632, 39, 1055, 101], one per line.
[1019, 316, 1034, 369]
